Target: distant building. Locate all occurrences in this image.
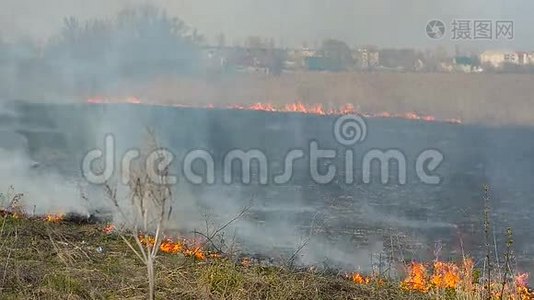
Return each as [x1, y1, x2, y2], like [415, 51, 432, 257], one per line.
[286, 48, 319, 70]
[202, 47, 228, 69]
[303, 49, 352, 72]
[300, 48, 318, 58]
[439, 62, 454, 72]
[203, 46, 286, 74]
[517, 51, 530, 65]
[353, 48, 379, 70]
[378, 48, 421, 71]
[453, 56, 476, 72]
[304, 55, 330, 71]
[480, 50, 519, 68]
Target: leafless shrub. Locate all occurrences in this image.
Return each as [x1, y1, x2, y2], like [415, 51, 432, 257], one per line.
[104, 131, 174, 300]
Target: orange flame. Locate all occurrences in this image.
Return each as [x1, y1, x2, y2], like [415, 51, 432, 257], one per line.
[394, 259, 533, 299]
[85, 97, 462, 124]
[430, 261, 460, 289]
[102, 224, 115, 234]
[183, 246, 206, 260]
[138, 234, 217, 260]
[159, 238, 183, 254]
[515, 273, 534, 300]
[45, 214, 64, 223]
[402, 262, 429, 292]
[351, 273, 371, 285]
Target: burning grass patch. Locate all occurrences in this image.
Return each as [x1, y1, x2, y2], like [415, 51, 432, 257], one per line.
[0, 193, 531, 299]
[0, 215, 430, 299]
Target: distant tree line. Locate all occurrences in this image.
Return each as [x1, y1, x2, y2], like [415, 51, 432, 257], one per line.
[0, 5, 203, 97]
[2, 5, 534, 99]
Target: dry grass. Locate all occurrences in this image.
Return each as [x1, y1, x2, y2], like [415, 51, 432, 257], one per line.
[118, 72, 534, 125]
[0, 215, 429, 300]
[17, 71, 534, 125]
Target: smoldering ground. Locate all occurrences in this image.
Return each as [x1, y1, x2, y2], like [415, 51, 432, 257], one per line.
[2, 101, 534, 274]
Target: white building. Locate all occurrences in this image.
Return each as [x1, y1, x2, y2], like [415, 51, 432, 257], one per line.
[480, 50, 519, 68]
[354, 48, 379, 70]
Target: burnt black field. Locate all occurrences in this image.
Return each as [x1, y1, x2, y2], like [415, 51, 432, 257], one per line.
[2, 101, 534, 273]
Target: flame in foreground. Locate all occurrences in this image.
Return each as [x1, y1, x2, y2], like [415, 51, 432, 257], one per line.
[45, 214, 64, 223]
[516, 273, 533, 300]
[86, 97, 462, 124]
[351, 273, 371, 285]
[102, 224, 115, 235]
[350, 259, 534, 299]
[430, 261, 461, 289]
[138, 235, 218, 261]
[402, 262, 430, 292]
[101, 224, 215, 260]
